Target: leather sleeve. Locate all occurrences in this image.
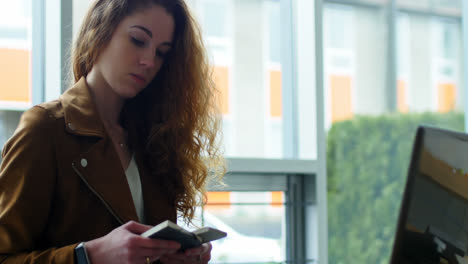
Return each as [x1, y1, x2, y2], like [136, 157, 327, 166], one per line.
[0, 106, 76, 263]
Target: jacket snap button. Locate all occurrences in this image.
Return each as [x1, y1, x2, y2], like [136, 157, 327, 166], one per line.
[80, 158, 88, 168]
[68, 123, 76, 130]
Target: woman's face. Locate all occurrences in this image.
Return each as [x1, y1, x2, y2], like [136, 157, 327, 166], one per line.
[92, 4, 175, 99]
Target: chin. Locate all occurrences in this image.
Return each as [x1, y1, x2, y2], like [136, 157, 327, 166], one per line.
[120, 86, 144, 99]
[122, 92, 140, 99]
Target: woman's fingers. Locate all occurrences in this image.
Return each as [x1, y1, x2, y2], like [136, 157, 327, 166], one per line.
[160, 254, 210, 264]
[160, 253, 200, 263]
[161, 243, 212, 264]
[132, 235, 181, 250]
[120, 221, 181, 250]
[137, 247, 177, 260]
[184, 242, 212, 257]
[201, 251, 211, 263]
[85, 221, 182, 264]
[122, 220, 154, 234]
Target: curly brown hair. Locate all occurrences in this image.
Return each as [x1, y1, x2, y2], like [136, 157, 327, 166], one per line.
[71, 0, 225, 223]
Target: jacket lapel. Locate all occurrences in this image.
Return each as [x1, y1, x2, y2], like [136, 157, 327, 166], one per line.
[71, 138, 139, 224]
[61, 77, 139, 224]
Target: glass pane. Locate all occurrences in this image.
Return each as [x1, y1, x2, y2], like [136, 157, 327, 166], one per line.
[396, 15, 462, 113]
[73, 0, 94, 37]
[325, 1, 464, 263]
[190, 0, 318, 160]
[200, 1, 227, 39]
[182, 191, 286, 264]
[0, 0, 32, 109]
[323, 3, 389, 128]
[190, 0, 285, 158]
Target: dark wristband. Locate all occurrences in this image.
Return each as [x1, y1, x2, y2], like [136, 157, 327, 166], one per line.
[75, 242, 90, 264]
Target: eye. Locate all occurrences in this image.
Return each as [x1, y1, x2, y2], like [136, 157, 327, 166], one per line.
[156, 50, 170, 59]
[131, 37, 145, 47]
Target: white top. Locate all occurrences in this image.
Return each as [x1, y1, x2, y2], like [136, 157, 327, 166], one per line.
[125, 156, 145, 223]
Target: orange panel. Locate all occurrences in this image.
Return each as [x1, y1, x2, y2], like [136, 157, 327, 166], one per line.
[212, 66, 230, 115]
[206, 191, 231, 210]
[397, 79, 409, 113]
[437, 83, 456, 113]
[270, 70, 282, 118]
[270, 191, 283, 207]
[0, 48, 31, 102]
[330, 75, 353, 123]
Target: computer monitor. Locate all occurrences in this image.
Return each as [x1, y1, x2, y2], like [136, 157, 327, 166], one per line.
[390, 126, 468, 264]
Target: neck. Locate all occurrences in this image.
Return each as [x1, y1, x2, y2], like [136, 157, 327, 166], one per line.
[85, 71, 124, 127]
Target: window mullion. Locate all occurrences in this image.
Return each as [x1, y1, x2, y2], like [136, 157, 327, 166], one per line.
[281, 0, 298, 159]
[32, 0, 45, 105]
[286, 174, 306, 264]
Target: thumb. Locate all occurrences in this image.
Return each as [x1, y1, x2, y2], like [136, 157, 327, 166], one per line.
[122, 220, 154, 235]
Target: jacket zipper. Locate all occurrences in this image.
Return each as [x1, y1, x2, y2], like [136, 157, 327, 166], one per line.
[72, 162, 124, 225]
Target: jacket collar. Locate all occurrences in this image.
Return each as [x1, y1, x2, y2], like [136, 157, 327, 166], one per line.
[62, 77, 139, 224]
[60, 77, 106, 138]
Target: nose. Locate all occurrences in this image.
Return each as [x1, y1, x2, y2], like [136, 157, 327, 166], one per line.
[139, 50, 156, 69]
[139, 58, 155, 69]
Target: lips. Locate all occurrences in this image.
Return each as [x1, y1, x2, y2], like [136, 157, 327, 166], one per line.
[130, 73, 146, 84]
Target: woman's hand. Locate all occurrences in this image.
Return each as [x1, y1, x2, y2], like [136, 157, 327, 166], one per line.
[160, 242, 212, 264]
[84, 221, 181, 264]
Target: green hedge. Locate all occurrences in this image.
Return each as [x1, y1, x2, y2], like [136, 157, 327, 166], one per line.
[327, 111, 464, 264]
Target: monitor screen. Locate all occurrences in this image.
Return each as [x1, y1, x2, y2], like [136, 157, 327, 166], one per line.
[395, 127, 468, 264]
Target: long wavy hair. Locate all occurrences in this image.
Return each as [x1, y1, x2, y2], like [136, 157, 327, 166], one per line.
[71, 0, 225, 223]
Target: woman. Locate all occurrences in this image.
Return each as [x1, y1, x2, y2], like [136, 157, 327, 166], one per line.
[0, 0, 224, 263]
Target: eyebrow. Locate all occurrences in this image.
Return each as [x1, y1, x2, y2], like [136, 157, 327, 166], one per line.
[130, 25, 173, 47]
[131, 25, 153, 38]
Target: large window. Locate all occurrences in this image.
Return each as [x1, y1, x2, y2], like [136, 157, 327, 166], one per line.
[188, 0, 314, 159]
[186, 1, 321, 263]
[325, 0, 465, 263]
[0, 0, 34, 152]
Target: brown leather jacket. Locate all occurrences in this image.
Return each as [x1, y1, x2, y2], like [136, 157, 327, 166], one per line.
[0, 78, 176, 263]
